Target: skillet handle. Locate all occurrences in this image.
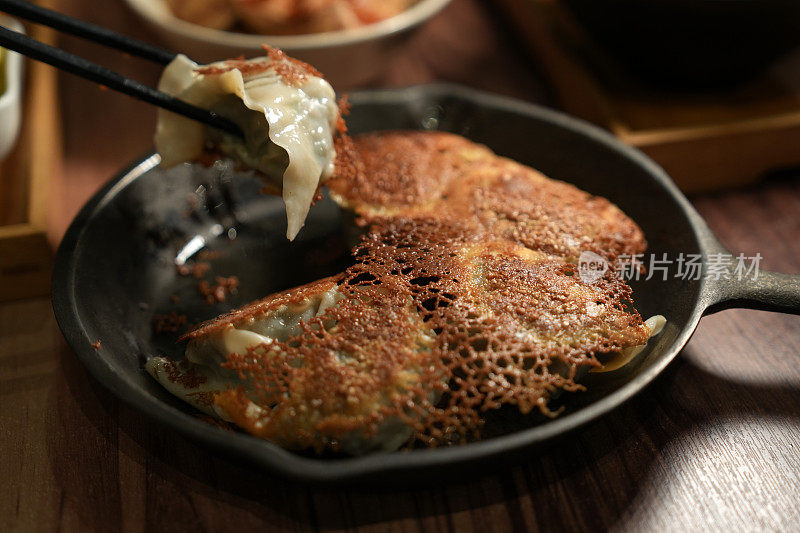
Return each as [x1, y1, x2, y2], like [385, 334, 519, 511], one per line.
[705, 269, 800, 316]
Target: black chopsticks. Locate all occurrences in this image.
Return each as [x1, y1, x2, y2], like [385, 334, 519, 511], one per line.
[0, 0, 244, 138]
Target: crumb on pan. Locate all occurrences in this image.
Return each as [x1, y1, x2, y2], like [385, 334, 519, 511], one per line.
[177, 262, 211, 279]
[198, 276, 239, 305]
[152, 311, 188, 334]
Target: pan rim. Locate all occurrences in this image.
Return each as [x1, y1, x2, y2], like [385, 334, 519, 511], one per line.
[52, 83, 714, 484]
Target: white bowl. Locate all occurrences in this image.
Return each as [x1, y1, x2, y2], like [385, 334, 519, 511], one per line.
[123, 0, 452, 88]
[0, 16, 24, 161]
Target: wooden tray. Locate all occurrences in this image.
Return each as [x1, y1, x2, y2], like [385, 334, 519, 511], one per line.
[495, 0, 800, 193]
[0, 9, 61, 302]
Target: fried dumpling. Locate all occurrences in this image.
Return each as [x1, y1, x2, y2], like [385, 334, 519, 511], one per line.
[155, 48, 340, 240]
[147, 277, 441, 454]
[343, 219, 655, 439]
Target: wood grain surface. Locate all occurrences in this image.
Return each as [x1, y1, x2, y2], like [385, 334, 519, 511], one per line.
[2, 0, 800, 531]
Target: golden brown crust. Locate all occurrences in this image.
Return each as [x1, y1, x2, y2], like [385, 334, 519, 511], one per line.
[339, 218, 648, 444]
[330, 131, 491, 213]
[327, 131, 646, 262]
[193, 46, 323, 86]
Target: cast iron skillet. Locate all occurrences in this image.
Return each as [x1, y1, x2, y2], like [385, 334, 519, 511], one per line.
[52, 85, 800, 485]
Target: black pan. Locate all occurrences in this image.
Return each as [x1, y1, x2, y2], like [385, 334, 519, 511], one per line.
[52, 85, 800, 485]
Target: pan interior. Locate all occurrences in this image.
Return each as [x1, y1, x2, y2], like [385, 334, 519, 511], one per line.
[59, 87, 705, 466]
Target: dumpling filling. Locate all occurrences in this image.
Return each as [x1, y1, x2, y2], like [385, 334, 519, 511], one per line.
[155, 48, 340, 240]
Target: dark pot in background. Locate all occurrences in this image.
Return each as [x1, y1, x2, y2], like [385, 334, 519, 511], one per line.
[561, 0, 800, 90]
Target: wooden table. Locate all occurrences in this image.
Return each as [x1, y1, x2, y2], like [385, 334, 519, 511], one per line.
[3, 0, 800, 530]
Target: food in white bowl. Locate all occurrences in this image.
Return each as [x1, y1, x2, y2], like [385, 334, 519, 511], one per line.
[124, 0, 452, 87]
[0, 17, 24, 161]
[166, 0, 417, 35]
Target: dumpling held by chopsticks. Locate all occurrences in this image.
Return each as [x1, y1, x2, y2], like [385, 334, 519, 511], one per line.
[154, 47, 341, 240]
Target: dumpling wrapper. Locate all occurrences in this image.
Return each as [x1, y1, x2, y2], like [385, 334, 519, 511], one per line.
[145, 281, 429, 454]
[155, 53, 339, 240]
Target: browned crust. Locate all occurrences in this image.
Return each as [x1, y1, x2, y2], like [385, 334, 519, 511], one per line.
[330, 131, 485, 214]
[327, 131, 647, 262]
[339, 219, 648, 444]
[193, 46, 323, 87]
